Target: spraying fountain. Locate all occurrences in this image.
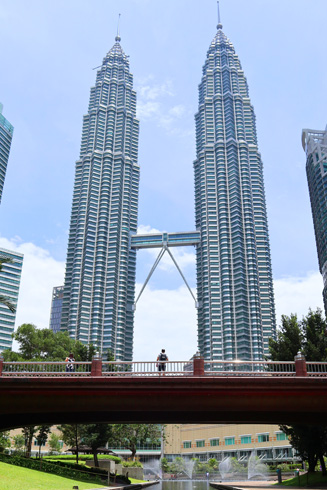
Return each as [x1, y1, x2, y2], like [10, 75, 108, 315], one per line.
[247, 451, 268, 480]
[143, 459, 162, 480]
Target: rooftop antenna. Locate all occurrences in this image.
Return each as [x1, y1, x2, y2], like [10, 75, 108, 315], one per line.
[115, 13, 121, 42]
[217, 1, 223, 29]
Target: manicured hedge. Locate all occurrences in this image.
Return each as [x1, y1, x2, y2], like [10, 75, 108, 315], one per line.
[0, 453, 131, 485]
[44, 454, 122, 463]
[0, 453, 105, 484]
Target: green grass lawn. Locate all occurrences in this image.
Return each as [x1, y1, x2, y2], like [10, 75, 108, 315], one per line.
[0, 461, 105, 490]
[280, 471, 327, 487]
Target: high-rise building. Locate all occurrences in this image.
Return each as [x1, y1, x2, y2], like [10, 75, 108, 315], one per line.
[61, 34, 140, 360]
[49, 286, 64, 334]
[0, 103, 14, 204]
[302, 127, 327, 314]
[194, 21, 276, 360]
[0, 248, 23, 351]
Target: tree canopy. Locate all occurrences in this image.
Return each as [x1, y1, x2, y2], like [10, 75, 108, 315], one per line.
[3, 323, 96, 361]
[269, 308, 327, 473]
[112, 424, 161, 460]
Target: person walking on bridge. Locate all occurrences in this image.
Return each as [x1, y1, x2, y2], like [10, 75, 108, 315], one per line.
[157, 349, 168, 375]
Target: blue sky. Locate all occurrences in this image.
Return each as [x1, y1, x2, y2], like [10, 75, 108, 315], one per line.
[0, 0, 326, 360]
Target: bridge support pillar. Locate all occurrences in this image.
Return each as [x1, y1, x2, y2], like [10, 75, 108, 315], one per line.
[91, 354, 102, 377]
[193, 356, 204, 376]
[0, 355, 3, 377]
[294, 352, 307, 377]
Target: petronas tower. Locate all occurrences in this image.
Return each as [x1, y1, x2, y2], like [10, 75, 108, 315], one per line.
[194, 21, 276, 360]
[61, 34, 140, 361]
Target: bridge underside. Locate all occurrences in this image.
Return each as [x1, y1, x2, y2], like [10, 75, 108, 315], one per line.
[0, 375, 326, 430]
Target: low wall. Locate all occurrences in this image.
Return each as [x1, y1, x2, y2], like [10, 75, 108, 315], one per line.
[122, 466, 144, 480]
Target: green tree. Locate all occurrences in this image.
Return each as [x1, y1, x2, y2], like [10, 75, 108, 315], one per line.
[302, 309, 327, 361]
[268, 314, 302, 361]
[0, 256, 16, 313]
[269, 308, 327, 474]
[170, 456, 185, 474]
[58, 424, 83, 464]
[13, 434, 25, 454]
[22, 426, 37, 458]
[112, 424, 161, 460]
[48, 433, 62, 454]
[5, 323, 96, 361]
[36, 425, 51, 458]
[160, 457, 170, 473]
[0, 431, 10, 453]
[80, 424, 114, 468]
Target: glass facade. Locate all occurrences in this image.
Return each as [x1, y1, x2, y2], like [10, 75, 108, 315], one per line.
[49, 285, 64, 333]
[0, 248, 23, 351]
[194, 21, 276, 360]
[302, 128, 327, 315]
[0, 103, 14, 204]
[61, 35, 140, 360]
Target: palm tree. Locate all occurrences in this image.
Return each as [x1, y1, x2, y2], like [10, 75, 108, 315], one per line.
[0, 256, 16, 313]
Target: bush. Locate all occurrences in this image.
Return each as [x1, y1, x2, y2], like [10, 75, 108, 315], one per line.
[122, 460, 143, 467]
[277, 463, 291, 471]
[44, 454, 121, 463]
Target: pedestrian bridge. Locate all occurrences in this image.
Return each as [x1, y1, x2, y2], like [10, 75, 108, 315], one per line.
[0, 356, 326, 430]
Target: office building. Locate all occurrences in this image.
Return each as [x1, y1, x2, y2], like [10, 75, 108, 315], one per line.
[164, 424, 297, 465]
[302, 127, 327, 314]
[0, 103, 14, 204]
[49, 286, 64, 333]
[61, 34, 140, 360]
[194, 20, 276, 360]
[0, 248, 23, 351]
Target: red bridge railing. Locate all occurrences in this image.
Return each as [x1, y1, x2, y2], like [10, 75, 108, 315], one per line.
[0, 353, 325, 377]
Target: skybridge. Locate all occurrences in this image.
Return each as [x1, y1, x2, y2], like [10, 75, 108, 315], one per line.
[130, 231, 200, 249]
[130, 231, 201, 309]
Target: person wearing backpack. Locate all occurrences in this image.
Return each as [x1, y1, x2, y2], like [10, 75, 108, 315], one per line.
[157, 349, 168, 374]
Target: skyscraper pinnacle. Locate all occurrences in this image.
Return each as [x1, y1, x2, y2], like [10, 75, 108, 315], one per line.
[115, 13, 121, 42]
[217, 1, 223, 30]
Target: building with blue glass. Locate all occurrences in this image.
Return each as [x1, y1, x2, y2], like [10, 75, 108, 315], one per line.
[302, 127, 327, 315]
[0, 248, 23, 351]
[0, 103, 14, 204]
[61, 34, 140, 360]
[194, 21, 276, 360]
[49, 286, 64, 334]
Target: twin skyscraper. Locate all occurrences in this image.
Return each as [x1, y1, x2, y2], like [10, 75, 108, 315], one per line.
[60, 20, 276, 361]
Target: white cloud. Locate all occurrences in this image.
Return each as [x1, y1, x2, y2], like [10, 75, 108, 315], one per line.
[0, 237, 65, 330]
[138, 80, 174, 100]
[136, 77, 191, 134]
[273, 271, 324, 325]
[133, 284, 198, 361]
[1, 234, 324, 360]
[136, 100, 160, 120]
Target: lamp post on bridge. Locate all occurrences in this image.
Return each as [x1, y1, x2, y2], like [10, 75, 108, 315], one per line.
[91, 351, 102, 377]
[193, 352, 204, 376]
[294, 352, 307, 377]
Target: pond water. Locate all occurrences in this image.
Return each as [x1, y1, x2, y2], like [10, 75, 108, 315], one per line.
[155, 481, 212, 490]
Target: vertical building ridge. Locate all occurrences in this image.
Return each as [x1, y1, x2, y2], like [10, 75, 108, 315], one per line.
[303, 127, 327, 315]
[61, 37, 140, 361]
[0, 104, 14, 204]
[194, 24, 276, 360]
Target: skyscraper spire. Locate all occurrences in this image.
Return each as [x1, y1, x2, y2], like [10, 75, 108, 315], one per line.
[217, 1, 223, 29]
[61, 32, 140, 360]
[194, 21, 276, 361]
[115, 13, 121, 42]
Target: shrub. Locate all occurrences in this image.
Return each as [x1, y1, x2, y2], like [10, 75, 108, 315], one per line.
[122, 460, 143, 467]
